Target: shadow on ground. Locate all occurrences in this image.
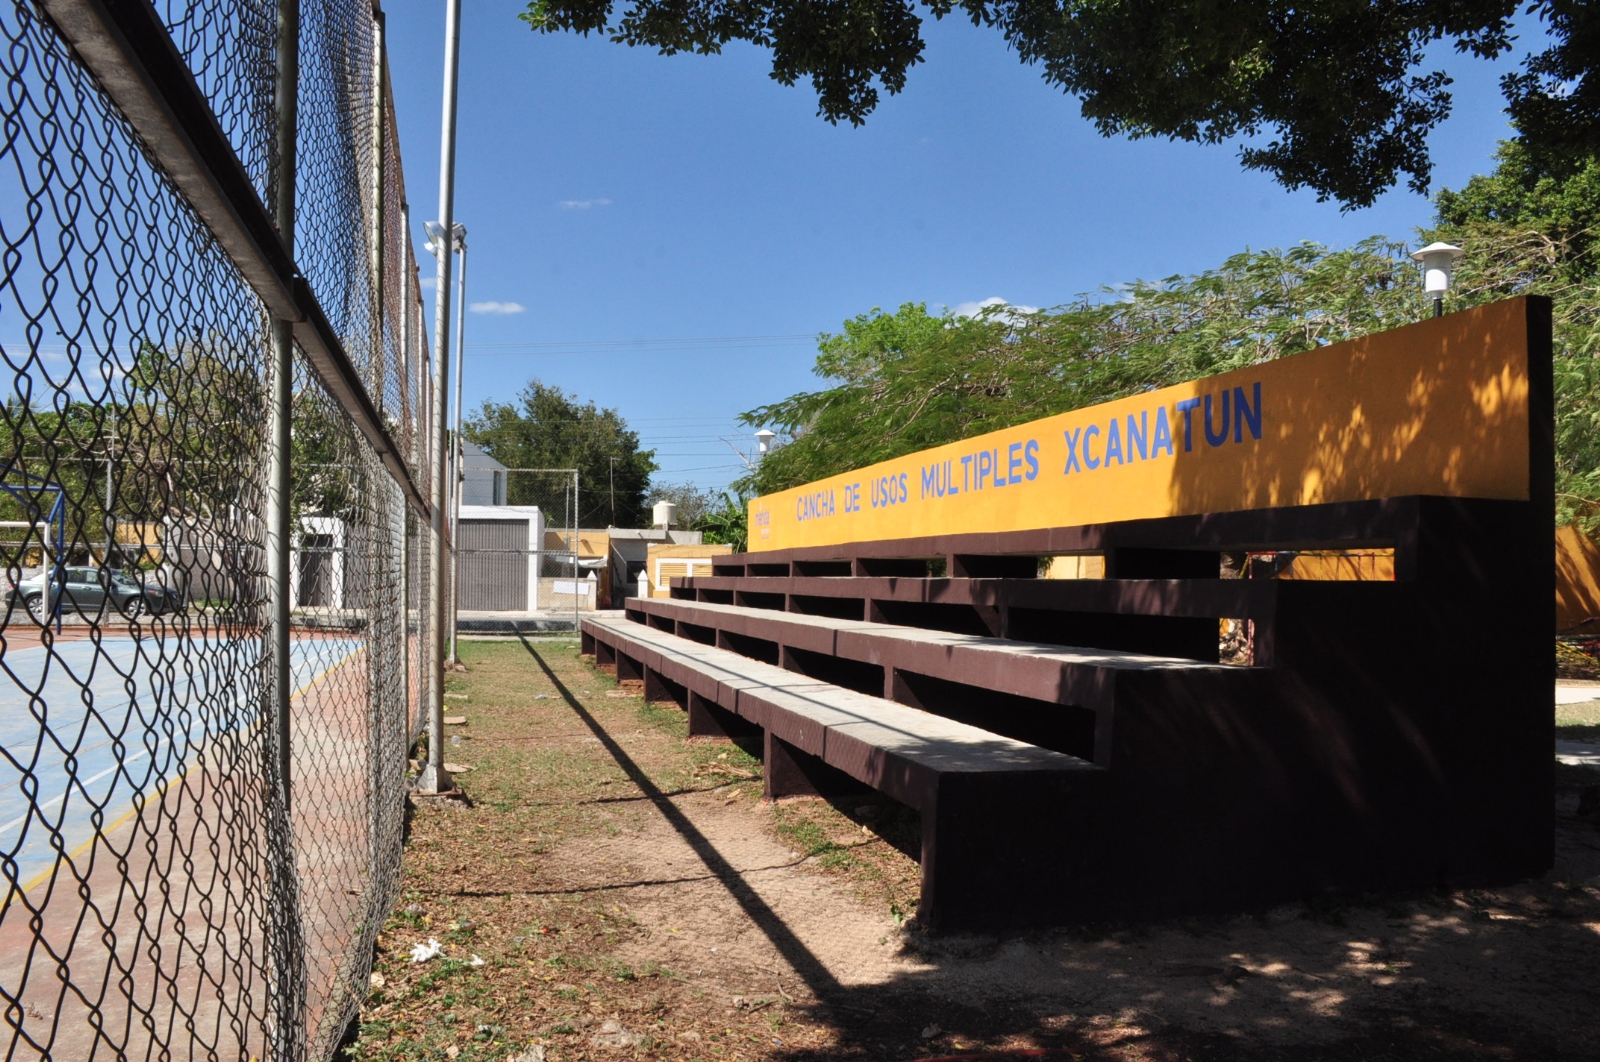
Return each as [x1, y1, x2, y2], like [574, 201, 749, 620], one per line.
[366, 638, 1600, 1062]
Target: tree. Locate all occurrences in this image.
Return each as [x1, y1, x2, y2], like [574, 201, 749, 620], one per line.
[1433, 139, 1600, 533]
[465, 381, 658, 528]
[739, 237, 1421, 494]
[693, 492, 749, 552]
[645, 481, 721, 528]
[737, 221, 1600, 533]
[522, 0, 1598, 207]
[1, 339, 267, 564]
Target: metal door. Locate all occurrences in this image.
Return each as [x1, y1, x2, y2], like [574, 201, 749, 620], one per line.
[457, 520, 528, 611]
[298, 533, 336, 606]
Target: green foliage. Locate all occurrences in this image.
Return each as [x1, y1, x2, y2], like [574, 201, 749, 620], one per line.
[1433, 140, 1600, 534]
[465, 381, 657, 528]
[520, 0, 1597, 208]
[1, 339, 266, 562]
[642, 480, 749, 554]
[1435, 139, 1600, 281]
[739, 213, 1600, 534]
[740, 238, 1419, 495]
[692, 492, 748, 552]
[644, 481, 720, 527]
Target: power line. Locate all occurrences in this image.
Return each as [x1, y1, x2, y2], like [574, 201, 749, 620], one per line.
[468, 332, 815, 350]
[463, 334, 819, 357]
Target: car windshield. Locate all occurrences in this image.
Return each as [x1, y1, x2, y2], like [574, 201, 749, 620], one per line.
[112, 573, 139, 588]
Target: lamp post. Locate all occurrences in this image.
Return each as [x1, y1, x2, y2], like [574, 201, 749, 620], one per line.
[1410, 242, 1465, 319]
[754, 429, 777, 455]
[427, 221, 468, 666]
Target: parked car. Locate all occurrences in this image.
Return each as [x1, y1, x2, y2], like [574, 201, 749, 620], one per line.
[6, 566, 184, 621]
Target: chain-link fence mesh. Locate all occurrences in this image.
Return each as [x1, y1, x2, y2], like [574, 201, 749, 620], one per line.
[454, 470, 583, 634]
[0, 0, 431, 1057]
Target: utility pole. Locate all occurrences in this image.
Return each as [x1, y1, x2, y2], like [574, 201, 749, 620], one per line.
[608, 456, 616, 527]
[420, 0, 462, 796]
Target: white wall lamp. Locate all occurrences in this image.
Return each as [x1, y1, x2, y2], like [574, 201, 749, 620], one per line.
[1410, 242, 1465, 319]
[754, 429, 777, 455]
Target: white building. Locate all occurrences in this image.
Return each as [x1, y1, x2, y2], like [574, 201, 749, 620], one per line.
[456, 505, 544, 611]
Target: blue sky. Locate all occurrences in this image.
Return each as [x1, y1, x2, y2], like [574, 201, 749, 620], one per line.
[383, 0, 1542, 492]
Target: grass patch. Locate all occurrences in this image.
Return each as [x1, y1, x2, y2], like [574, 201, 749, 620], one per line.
[349, 637, 872, 1060]
[1557, 697, 1600, 744]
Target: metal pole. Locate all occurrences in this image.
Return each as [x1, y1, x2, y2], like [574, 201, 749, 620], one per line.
[369, 6, 389, 867]
[267, 0, 305, 1049]
[399, 204, 411, 729]
[270, 0, 298, 822]
[103, 403, 114, 566]
[447, 232, 466, 665]
[421, 0, 462, 794]
[572, 469, 580, 630]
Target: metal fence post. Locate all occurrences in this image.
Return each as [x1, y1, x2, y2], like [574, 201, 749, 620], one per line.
[368, 4, 389, 873]
[420, 0, 462, 794]
[267, 0, 306, 1051]
[448, 233, 466, 665]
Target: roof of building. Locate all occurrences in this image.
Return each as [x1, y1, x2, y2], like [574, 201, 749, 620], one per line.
[461, 441, 506, 471]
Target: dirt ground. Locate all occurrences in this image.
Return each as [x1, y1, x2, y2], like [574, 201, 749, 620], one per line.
[346, 638, 1600, 1062]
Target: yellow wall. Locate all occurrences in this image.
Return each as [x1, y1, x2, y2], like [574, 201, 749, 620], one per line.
[1044, 555, 1105, 579]
[643, 543, 734, 599]
[1279, 550, 1396, 581]
[1557, 525, 1600, 634]
[544, 529, 610, 558]
[749, 299, 1536, 552]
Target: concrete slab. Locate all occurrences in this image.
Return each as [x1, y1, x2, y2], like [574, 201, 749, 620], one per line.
[1555, 740, 1600, 767]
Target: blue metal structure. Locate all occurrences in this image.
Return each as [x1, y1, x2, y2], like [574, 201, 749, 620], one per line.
[0, 467, 67, 632]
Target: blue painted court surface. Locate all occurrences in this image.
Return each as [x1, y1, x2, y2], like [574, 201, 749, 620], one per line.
[0, 636, 360, 892]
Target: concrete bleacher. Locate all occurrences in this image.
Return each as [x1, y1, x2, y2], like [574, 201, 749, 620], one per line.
[583, 495, 1553, 930]
[583, 300, 1555, 930]
[582, 614, 1105, 929]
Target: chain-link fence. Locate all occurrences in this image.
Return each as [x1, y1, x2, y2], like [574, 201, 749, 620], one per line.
[454, 469, 584, 634]
[0, 0, 431, 1057]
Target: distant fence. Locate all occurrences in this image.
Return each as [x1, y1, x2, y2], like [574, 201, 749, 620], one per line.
[0, 0, 431, 1058]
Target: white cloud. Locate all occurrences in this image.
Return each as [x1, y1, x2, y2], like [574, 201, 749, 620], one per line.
[470, 301, 526, 315]
[949, 296, 1040, 319]
[558, 198, 612, 210]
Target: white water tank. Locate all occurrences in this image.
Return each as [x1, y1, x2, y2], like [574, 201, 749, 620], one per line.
[652, 501, 677, 529]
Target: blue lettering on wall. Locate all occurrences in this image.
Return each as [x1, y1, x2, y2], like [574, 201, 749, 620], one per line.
[1063, 428, 1082, 473]
[1007, 442, 1024, 484]
[1104, 418, 1123, 466]
[796, 488, 836, 521]
[1176, 398, 1201, 452]
[1024, 439, 1040, 480]
[1234, 382, 1262, 442]
[1127, 410, 1148, 462]
[1152, 407, 1174, 457]
[1204, 391, 1230, 447]
[1083, 425, 1101, 470]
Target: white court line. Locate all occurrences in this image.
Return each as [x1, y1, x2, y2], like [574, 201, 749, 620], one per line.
[0, 748, 151, 837]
